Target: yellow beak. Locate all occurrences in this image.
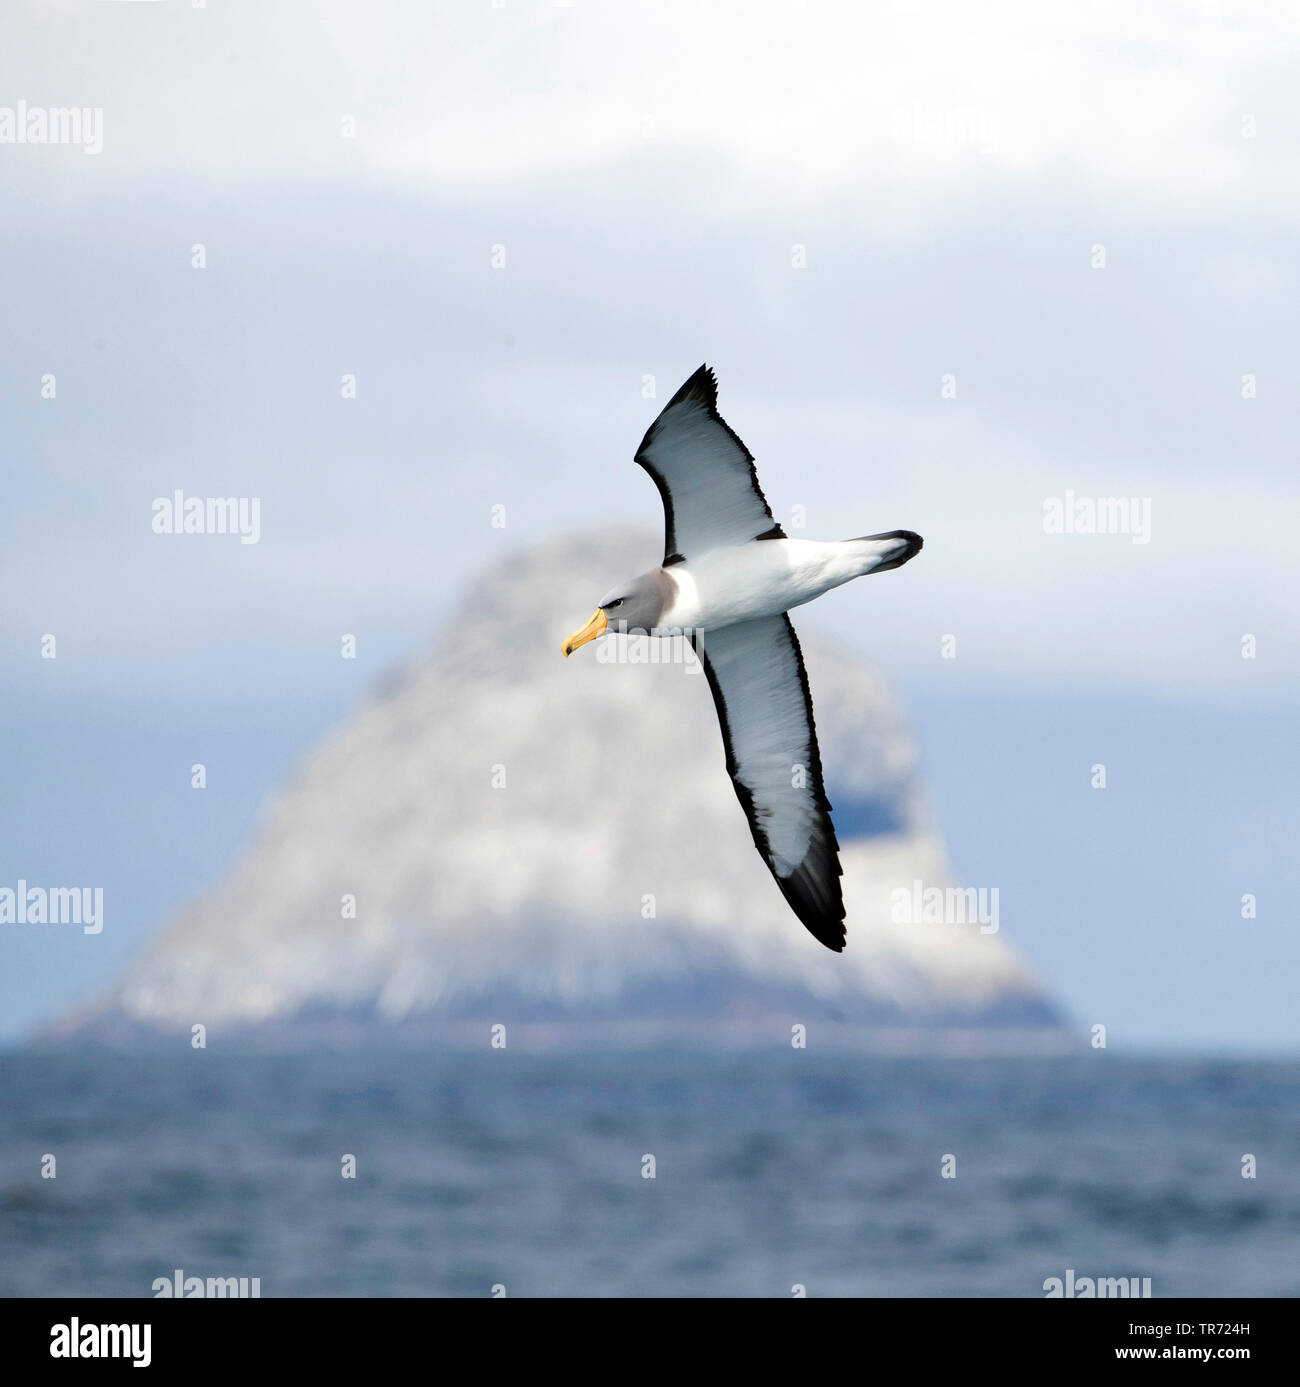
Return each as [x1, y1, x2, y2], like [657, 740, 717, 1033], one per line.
[562, 608, 607, 657]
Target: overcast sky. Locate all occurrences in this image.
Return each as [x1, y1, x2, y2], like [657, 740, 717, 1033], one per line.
[1, 1, 1296, 1046]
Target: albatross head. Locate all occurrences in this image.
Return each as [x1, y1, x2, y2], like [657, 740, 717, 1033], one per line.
[562, 570, 672, 657]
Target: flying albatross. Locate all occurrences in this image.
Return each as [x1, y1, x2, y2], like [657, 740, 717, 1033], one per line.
[562, 366, 922, 951]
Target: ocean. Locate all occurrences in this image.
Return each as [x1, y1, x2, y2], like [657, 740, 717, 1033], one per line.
[1, 1051, 1296, 1298]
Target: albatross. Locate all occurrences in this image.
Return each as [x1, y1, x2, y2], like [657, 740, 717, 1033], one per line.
[562, 365, 922, 951]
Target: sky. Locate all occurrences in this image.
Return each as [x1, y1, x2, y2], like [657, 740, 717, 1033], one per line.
[1, 0, 1297, 1047]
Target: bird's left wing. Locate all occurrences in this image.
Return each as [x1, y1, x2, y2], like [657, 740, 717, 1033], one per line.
[693, 615, 845, 951]
[635, 364, 785, 565]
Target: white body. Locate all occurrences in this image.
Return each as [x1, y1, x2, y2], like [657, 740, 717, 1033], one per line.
[661, 537, 899, 632]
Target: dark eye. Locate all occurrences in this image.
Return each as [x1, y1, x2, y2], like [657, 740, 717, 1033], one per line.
[606, 598, 623, 609]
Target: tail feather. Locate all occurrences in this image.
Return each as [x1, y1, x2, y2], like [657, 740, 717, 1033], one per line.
[848, 530, 923, 575]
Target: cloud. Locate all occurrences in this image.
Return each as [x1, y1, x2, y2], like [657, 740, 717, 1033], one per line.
[0, 2, 1294, 704]
[9, 0, 1298, 208]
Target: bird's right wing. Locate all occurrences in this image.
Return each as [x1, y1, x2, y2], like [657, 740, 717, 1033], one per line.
[634, 365, 785, 565]
[693, 614, 845, 951]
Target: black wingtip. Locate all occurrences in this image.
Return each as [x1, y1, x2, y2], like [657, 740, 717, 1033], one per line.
[664, 363, 717, 411]
[776, 859, 847, 953]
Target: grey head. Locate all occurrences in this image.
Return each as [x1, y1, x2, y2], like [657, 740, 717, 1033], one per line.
[561, 568, 675, 657]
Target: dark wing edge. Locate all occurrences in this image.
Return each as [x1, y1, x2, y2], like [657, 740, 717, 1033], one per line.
[634, 364, 786, 566]
[692, 617, 846, 952]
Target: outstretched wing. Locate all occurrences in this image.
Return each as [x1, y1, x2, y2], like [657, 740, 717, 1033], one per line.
[635, 364, 785, 565]
[693, 615, 845, 951]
